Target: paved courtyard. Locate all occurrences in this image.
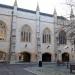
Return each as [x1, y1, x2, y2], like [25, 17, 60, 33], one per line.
[0, 63, 75, 75]
[24, 63, 75, 75]
[0, 63, 36, 75]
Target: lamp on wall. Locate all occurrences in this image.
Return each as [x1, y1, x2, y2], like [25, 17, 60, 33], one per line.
[47, 46, 50, 49]
[64, 45, 69, 49]
[25, 44, 27, 48]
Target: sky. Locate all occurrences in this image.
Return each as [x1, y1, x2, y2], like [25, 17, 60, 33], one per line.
[0, 0, 75, 18]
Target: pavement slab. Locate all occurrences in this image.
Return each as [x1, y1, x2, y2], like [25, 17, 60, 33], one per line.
[0, 63, 36, 75]
[24, 65, 75, 75]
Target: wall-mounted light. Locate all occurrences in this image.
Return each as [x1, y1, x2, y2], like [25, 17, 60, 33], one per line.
[47, 46, 50, 49]
[64, 45, 69, 49]
[25, 44, 27, 48]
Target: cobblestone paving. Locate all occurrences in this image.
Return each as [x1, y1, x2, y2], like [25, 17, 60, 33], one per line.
[24, 64, 75, 75]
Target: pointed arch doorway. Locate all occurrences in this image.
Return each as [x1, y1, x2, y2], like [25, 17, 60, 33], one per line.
[21, 52, 31, 62]
[62, 52, 69, 62]
[42, 53, 51, 62]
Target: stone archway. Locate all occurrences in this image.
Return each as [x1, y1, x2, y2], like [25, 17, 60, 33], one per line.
[21, 52, 31, 62]
[0, 51, 6, 61]
[42, 53, 51, 62]
[62, 52, 69, 62]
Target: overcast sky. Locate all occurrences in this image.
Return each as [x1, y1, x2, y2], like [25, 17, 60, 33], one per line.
[0, 0, 75, 18]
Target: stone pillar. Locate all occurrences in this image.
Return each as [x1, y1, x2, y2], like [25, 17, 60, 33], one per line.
[36, 3, 42, 63]
[31, 53, 37, 62]
[10, 52, 16, 64]
[57, 50, 61, 61]
[58, 53, 61, 61]
[9, 0, 17, 64]
[51, 53, 55, 62]
[15, 53, 20, 62]
[53, 8, 57, 62]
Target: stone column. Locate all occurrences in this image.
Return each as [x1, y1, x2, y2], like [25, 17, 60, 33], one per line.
[57, 50, 61, 61]
[36, 3, 42, 63]
[31, 53, 37, 62]
[9, 1, 17, 64]
[53, 8, 57, 62]
[59, 53, 61, 61]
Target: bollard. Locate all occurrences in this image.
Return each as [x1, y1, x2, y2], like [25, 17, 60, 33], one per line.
[38, 61, 42, 67]
[67, 62, 69, 68]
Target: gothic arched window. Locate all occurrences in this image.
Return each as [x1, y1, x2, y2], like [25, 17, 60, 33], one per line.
[0, 21, 6, 40]
[21, 25, 31, 42]
[43, 28, 51, 43]
[59, 30, 67, 44]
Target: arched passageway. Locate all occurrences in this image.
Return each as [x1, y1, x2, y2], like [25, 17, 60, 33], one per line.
[62, 52, 69, 62]
[20, 52, 31, 62]
[0, 51, 6, 61]
[42, 53, 51, 62]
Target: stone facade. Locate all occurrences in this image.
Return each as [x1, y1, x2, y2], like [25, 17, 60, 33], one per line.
[0, 1, 75, 63]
